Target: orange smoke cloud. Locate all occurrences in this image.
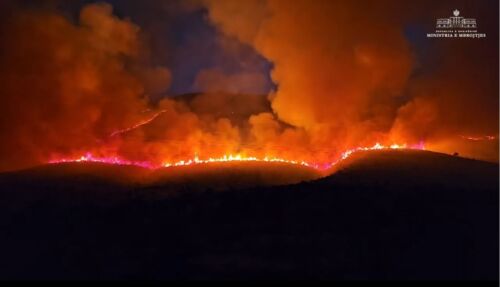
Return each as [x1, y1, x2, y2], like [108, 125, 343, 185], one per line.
[0, 3, 250, 171]
[0, 1, 497, 172]
[203, 0, 498, 162]
[203, 0, 416, 156]
[0, 3, 146, 170]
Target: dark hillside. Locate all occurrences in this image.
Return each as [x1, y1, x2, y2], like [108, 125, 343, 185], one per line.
[0, 150, 497, 280]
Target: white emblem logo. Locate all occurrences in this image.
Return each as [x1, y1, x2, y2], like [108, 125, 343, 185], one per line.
[427, 10, 486, 39]
[436, 9, 476, 29]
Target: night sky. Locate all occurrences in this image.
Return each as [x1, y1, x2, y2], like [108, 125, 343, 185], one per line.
[15, 0, 275, 96]
[5, 0, 497, 96]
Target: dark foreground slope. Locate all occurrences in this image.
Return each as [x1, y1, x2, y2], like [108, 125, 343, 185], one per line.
[0, 150, 497, 280]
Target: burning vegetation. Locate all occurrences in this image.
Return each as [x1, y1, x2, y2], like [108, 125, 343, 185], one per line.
[0, 1, 497, 173]
[48, 142, 425, 171]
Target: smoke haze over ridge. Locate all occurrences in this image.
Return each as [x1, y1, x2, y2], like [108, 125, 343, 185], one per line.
[0, 0, 497, 172]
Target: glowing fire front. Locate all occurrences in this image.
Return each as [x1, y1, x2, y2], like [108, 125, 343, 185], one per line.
[48, 142, 425, 171]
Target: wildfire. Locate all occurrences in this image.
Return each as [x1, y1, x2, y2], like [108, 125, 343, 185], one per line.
[48, 152, 154, 169]
[161, 154, 314, 168]
[48, 142, 425, 171]
[110, 110, 167, 137]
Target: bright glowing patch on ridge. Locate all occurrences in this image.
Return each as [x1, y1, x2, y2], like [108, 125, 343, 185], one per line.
[460, 135, 498, 141]
[48, 142, 425, 171]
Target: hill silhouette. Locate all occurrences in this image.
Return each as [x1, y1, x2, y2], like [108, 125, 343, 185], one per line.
[0, 150, 497, 280]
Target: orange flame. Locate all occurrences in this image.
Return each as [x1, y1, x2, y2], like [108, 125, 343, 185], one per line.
[110, 110, 167, 137]
[48, 142, 425, 171]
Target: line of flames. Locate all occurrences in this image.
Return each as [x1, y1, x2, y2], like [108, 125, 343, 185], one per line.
[109, 110, 167, 137]
[48, 142, 425, 171]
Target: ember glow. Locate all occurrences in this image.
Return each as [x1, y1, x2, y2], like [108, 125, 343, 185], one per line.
[48, 153, 154, 169]
[48, 142, 425, 171]
[110, 110, 167, 137]
[460, 135, 499, 141]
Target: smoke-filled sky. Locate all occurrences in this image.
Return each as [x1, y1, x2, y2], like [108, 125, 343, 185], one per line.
[0, 0, 498, 172]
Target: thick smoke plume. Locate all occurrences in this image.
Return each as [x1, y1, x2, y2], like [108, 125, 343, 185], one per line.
[0, 1, 497, 172]
[203, 0, 499, 161]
